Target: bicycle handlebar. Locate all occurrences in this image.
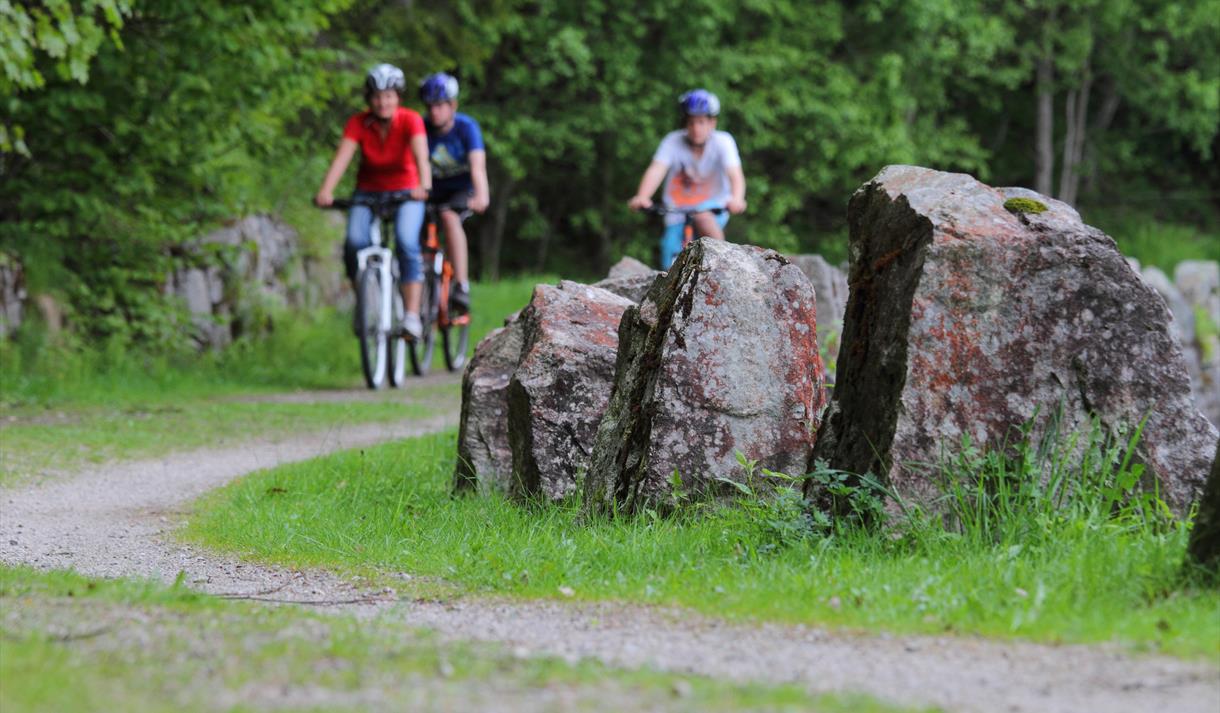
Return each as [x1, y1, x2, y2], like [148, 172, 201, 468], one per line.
[638, 204, 728, 217]
[317, 190, 417, 211]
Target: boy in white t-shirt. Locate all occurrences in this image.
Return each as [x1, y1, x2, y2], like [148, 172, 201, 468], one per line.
[628, 89, 747, 268]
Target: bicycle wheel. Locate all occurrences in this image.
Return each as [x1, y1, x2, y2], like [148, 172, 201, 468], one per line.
[440, 296, 470, 373]
[356, 267, 389, 389]
[408, 273, 438, 376]
[387, 285, 407, 387]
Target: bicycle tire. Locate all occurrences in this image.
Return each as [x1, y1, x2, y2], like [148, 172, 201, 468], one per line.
[388, 285, 407, 387]
[356, 268, 388, 389]
[409, 273, 438, 376]
[440, 297, 470, 373]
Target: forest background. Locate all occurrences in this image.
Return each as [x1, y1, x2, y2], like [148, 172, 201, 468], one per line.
[2, 0, 1218, 353]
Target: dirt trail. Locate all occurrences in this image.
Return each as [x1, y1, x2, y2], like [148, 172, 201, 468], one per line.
[1, 393, 1217, 713]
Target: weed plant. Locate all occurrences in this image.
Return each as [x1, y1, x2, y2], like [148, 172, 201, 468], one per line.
[186, 422, 1220, 659]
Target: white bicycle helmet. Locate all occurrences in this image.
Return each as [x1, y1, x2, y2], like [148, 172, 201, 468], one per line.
[365, 63, 406, 97]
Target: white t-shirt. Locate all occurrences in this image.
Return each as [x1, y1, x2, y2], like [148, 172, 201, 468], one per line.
[652, 130, 741, 223]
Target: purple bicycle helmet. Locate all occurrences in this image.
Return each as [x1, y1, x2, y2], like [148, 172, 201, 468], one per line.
[678, 89, 720, 117]
[419, 72, 460, 103]
[365, 63, 405, 97]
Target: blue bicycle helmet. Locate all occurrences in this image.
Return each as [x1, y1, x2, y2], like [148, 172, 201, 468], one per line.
[678, 88, 720, 117]
[419, 72, 460, 103]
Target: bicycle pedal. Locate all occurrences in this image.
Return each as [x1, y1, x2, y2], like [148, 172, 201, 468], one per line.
[451, 314, 471, 326]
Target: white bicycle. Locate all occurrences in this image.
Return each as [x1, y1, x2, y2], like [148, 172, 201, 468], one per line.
[324, 192, 412, 389]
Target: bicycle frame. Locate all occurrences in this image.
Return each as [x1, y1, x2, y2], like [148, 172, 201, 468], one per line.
[421, 202, 472, 330]
[355, 241, 395, 336]
[642, 204, 729, 266]
[330, 192, 415, 335]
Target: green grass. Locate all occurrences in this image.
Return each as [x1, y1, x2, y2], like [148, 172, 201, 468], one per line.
[0, 276, 543, 483]
[1, 275, 542, 410]
[0, 566, 923, 713]
[1091, 212, 1220, 270]
[184, 430, 1220, 662]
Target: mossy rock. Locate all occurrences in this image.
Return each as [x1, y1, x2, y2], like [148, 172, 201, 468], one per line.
[1004, 197, 1048, 215]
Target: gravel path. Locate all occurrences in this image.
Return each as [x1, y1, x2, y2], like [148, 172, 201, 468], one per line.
[1, 404, 1217, 713]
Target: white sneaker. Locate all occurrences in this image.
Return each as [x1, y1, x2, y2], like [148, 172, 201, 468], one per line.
[402, 312, 423, 340]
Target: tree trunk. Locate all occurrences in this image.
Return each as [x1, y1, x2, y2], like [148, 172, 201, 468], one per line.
[1058, 64, 1092, 206]
[1187, 440, 1220, 581]
[479, 176, 516, 282]
[1083, 79, 1121, 196]
[1035, 53, 1055, 196]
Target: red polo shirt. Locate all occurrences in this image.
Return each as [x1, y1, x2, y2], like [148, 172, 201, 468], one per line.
[343, 107, 426, 192]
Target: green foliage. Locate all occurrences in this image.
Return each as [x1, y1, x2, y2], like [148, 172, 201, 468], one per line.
[2, 0, 1217, 354]
[1003, 197, 1048, 214]
[0, 0, 131, 153]
[2, 0, 352, 346]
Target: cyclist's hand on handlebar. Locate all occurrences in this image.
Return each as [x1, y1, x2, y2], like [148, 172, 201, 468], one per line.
[628, 195, 653, 211]
[410, 187, 430, 201]
[726, 197, 747, 215]
[314, 190, 334, 208]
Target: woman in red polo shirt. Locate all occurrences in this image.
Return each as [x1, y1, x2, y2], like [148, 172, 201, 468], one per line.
[315, 63, 433, 339]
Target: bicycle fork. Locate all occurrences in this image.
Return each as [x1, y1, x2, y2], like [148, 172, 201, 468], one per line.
[356, 244, 395, 334]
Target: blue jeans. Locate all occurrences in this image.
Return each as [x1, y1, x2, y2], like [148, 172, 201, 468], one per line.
[344, 191, 425, 285]
[660, 203, 730, 269]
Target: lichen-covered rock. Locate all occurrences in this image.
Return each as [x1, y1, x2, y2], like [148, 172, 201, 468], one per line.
[454, 315, 524, 495]
[1141, 264, 1218, 426]
[789, 254, 848, 385]
[166, 215, 331, 349]
[594, 269, 662, 304]
[607, 256, 655, 279]
[811, 166, 1218, 516]
[585, 239, 827, 514]
[507, 281, 634, 500]
[1174, 260, 1220, 427]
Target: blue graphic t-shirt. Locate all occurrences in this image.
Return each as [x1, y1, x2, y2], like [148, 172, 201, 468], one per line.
[426, 112, 485, 194]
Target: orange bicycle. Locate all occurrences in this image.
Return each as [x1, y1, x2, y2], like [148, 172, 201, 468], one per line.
[409, 202, 471, 375]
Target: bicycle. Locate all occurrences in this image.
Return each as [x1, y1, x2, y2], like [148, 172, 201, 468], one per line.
[409, 201, 472, 376]
[640, 204, 728, 268]
[321, 191, 413, 389]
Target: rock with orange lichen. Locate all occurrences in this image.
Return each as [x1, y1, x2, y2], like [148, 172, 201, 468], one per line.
[585, 238, 828, 515]
[506, 281, 635, 501]
[811, 166, 1218, 516]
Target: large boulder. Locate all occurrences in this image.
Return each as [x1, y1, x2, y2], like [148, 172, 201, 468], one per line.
[453, 315, 524, 495]
[811, 166, 1218, 516]
[789, 254, 849, 384]
[506, 281, 635, 500]
[1174, 260, 1220, 426]
[1139, 264, 1219, 427]
[594, 257, 662, 303]
[585, 238, 827, 515]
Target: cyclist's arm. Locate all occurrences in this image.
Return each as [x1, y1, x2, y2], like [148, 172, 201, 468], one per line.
[410, 133, 432, 200]
[316, 138, 358, 206]
[629, 160, 669, 210]
[469, 149, 490, 213]
[726, 164, 747, 214]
